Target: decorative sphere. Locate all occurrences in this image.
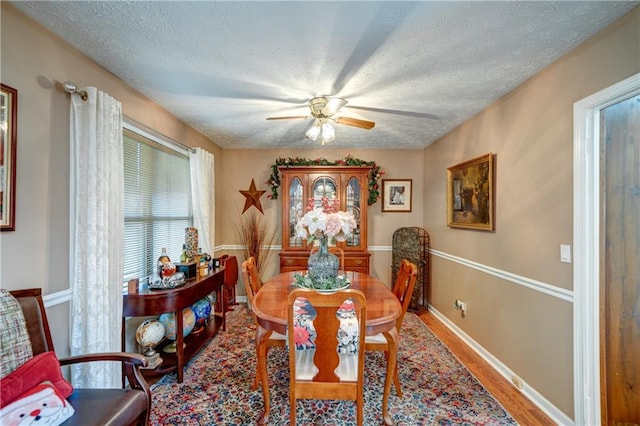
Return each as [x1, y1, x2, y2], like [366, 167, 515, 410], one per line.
[159, 307, 196, 341]
[135, 319, 165, 349]
[191, 297, 212, 325]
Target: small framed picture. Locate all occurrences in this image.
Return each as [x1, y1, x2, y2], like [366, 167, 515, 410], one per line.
[382, 179, 412, 212]
[446, 153, 494, 231]
[1, 84, 17, 232]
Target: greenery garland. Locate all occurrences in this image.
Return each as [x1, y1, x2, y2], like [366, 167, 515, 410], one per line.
[266, 155, 384, 205]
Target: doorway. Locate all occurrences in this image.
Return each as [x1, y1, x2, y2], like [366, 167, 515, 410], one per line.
[574, 73, 640, 425]
[600, 94, 639, 425]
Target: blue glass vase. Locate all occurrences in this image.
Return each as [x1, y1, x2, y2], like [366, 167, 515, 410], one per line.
[307, 235, 339, 289]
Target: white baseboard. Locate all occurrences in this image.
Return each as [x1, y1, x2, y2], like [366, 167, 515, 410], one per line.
[429, 305, 573, 426]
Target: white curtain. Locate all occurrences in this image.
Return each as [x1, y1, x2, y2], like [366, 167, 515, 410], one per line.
[189, 148, 215, 254]
[69, 87, 123, 388]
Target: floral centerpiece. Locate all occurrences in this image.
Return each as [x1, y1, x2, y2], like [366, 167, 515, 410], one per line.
[293, 197, 356, 290]
[294, 197, 357, 244]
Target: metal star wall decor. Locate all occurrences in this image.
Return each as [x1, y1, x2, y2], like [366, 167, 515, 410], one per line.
[239, 178, 266, 214]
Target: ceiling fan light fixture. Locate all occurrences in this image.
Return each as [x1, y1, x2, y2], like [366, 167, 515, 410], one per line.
[305, 119, 321, 141]
[308, 96, 348, 117]
[267, 95, 373, 143]
[323, 97, 348, 116]
[320, 121, 335, 144]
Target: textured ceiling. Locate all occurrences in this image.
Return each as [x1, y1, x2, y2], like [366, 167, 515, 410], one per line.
[12, 1, 638, 149]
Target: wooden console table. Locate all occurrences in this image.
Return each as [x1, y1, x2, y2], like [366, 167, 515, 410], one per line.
[122, 268, 225, 383]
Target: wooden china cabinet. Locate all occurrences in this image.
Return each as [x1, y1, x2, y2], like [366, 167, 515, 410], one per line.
[279, 166, 371, 273]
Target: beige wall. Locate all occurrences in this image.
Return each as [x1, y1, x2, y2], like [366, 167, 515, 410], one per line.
[423, 7, 639, 419]
[0, 4, 222, 354]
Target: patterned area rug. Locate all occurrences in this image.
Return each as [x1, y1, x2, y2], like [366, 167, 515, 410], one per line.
[150, 305, 516, 425]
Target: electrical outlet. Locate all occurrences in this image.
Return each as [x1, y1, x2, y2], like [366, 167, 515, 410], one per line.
[511, 375, 524, 390]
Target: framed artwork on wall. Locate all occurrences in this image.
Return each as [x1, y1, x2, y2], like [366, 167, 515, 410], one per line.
[447, 153, 494, 231]
[382, 179, 412, 212]
[1, 84, 17, 232]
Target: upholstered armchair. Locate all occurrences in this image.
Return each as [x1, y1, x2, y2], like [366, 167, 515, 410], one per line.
[0, 288, 151, 425]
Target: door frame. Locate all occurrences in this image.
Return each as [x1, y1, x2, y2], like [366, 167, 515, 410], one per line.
[573, 72, 639, 425]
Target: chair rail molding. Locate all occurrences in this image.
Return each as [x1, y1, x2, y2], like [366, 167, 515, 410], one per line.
[43, 288, 72, 308]
[431, 249, 573, 303]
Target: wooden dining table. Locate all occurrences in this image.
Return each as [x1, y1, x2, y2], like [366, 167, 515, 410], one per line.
[252, 270, 402, 425]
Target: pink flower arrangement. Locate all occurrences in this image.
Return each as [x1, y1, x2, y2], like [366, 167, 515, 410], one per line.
[295, 197, 357, 243]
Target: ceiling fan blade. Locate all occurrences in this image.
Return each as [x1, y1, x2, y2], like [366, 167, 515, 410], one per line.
[335, 116, 376, 129]
[348, 105, 439, 120]
[266, 116, 309, 121]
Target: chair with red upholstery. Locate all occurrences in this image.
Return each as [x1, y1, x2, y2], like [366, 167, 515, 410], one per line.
[1, 288, 151, 425]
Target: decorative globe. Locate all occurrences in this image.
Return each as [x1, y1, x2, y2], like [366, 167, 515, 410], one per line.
[135, 319, 165, 351]
[159, 307, 196, 341]
[191, 297, 212, 326]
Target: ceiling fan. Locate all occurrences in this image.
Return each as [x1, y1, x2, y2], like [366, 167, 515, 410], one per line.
[266, 96, 375, 144]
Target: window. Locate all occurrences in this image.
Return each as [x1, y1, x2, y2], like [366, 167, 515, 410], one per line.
[123, 127, 192, 283]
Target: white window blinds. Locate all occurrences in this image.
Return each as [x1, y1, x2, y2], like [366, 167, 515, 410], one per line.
[123, 128, 192, 283]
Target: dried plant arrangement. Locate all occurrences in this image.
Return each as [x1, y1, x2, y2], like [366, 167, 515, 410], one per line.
[235, 210, 277, 279]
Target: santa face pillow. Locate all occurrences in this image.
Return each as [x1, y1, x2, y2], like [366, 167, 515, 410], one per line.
[0, 382, 74, 425]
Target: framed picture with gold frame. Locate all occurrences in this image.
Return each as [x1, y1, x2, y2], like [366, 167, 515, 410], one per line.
[382, 179, 412, 212]
[447, 153, 494, 231]
[1, 84, 17, 232]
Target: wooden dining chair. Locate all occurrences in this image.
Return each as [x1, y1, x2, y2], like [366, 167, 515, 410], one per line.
[241, 257, 286, 390]
[365, 259, 417, 398]
[287, 288, 367, 425]
[221, 254, 239, 312]
[309, 246, 345, 273]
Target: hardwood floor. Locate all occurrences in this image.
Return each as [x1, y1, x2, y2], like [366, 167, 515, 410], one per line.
[417, 310, 557, 425]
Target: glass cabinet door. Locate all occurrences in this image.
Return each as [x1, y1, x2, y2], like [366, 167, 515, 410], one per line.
[312, 176, 337, 206]
[311, 176, 338, 246]
[288, 177, 304, 247]
[345, 177, 361, 247]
